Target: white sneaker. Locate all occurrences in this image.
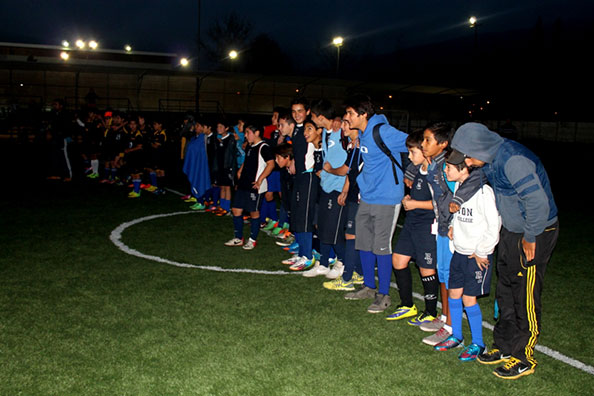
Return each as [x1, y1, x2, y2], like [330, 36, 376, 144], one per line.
[282, 254, 300, 265]
[303, 263, 330, 278]
[224, 237, 243, 247]
[242, 238, 257, 250]
[325, 260, 344, 279]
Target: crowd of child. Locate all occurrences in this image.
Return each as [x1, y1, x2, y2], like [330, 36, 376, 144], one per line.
[43, 93, 558, 381]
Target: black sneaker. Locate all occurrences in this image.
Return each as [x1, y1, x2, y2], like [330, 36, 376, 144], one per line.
[493, 357, 535, 380]
[477, 348, 511, 365]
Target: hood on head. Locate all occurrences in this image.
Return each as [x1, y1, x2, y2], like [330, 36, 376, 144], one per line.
[451, 122, 503, 163]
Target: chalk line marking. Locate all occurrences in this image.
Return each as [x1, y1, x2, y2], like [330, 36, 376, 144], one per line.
[110, 210, 594, 376]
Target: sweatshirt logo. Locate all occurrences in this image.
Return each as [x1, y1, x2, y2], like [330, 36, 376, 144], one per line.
[328, 140, 336, 148]
[360, 146, 368, 154]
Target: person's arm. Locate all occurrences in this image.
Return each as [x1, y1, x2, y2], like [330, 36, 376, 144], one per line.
[323, 161, 349, 176]
[402, 195, 433, 211]
[254, 160, 275, 190]
[337, 177, 350, 206]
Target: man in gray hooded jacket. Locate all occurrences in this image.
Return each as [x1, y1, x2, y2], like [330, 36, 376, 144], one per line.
[451, 122, 559, 380]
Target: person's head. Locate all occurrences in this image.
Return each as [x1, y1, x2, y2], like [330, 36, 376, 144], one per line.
[112, 111, 123, 126]
[128, 118, 137, 131]
[406, 129, 426, 166]
[52, 98, 64, 111]
[341, 119, 358, 140]
[217, 120, 230, 136]
[244, 125, 262, 144]
[331, 116, 342, 132]
[193, 122, 204, 134]
[272, 106, 284, 126]
[422, 121, 452, 159]
[445, 149, 470, 183]
[343, 94, 375, 130]
[310, 99, 335, 130]
[291, 97, 310, 125]
[278, 113, 296, 137]
[303, 119, 322, 146]
[451, 122, 504, 167]
[274, 143, 293, 168]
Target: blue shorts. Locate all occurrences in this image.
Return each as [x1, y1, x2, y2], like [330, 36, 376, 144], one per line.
[436, 234, 453, 288]
[394, 222, 436, 270]
[266, 170, 281, 192]
[448, 251, 493, 297]
[232, 189, 263, 213]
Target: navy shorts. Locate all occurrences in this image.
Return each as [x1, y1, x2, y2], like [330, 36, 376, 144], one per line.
[345, 200, 359, 236]
[448, 251, 493, 297]
[317, 190, 347, 244]
[232, 189, 263, 213]
[394, 222, 437, 269]
[266, 170, 281, 192]
[214, 168, 234, 187]
[290, 172, 319, 233]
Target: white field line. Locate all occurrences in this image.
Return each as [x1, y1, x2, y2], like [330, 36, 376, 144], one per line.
[110, 210, 594, 377]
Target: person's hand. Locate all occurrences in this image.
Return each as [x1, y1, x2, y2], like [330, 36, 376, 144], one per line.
[337, 191, 347, 206]
[402, 195, 413, 211]
[449, 202, 460, 213]
[288, 161, 296, 175]
[447, 227, 453, 240]
[470, 253, 490, 271]
[404, 178, 413, 188]
[522, 238, 536, 262]
[323, 161, 332, 172]
[252, 179, 261, 190]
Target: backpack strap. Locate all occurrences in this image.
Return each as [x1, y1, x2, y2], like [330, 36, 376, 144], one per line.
[372, 123, 404, 185]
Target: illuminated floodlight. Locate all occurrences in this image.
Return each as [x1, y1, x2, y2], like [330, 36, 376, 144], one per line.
[124, 44, 132, 52]
[60, 51, 70, 61]
[75, 39, 85, 49]
[228, 50, 238, 59]
[469, 16, 477, 26]
[332, 36, 344, 47]
[180, 57, 189, 66]
[61, 40, 70, 48]
[89, 40, 98, 50]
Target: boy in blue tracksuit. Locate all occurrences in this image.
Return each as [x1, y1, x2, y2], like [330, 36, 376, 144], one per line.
[342, 94, 408, 314]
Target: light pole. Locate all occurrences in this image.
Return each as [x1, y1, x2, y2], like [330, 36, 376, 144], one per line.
[332, 36, 343, 75]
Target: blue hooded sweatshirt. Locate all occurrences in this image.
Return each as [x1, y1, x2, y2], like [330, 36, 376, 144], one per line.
[451, 122, 557, 242]
[357, 114, 408, 205]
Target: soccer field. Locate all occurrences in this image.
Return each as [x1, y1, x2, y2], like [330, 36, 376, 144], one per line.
[1, 179, 593, 396]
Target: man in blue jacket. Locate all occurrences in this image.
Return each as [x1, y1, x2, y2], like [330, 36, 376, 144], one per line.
[342, 94, 408, 313]
[451, 122, 559, 380]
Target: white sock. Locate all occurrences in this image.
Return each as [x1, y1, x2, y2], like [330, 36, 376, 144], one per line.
[91, 159, 99, 174]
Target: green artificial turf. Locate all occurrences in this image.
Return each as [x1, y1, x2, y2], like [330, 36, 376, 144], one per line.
[1, 181, 593, 396]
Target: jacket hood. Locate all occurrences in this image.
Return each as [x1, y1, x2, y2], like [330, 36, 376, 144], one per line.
[365, 113, 389, 131]
[451, 122, 503, 163]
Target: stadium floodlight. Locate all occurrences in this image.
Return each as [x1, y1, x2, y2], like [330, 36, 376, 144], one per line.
[124, 44, 132, 52]
[75, 39, 86, 49]
[89, 40, 98, 50]
[180, 57, 189, 66]
[332, 36, 344, 47]
[228, 50, 238, 59]
[61, 40, 70, 48]
[469, 16, 477, 27]
[60, 51, 70, 61]
[332, 36, 344, 74]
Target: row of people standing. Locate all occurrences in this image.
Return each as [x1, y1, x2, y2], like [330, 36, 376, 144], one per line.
[183, 93, 558, 381]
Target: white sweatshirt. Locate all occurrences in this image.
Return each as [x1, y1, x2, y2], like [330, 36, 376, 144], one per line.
[451, 184, 502, 258]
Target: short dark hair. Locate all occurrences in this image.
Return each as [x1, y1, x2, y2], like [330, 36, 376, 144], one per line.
[291, 96, 310, 110]
[273, 106, 286, 114]
[279, 112, 295, 125]
[245, 125, 260, 135]
[343, 94, 375, 119]
[310, 98, 335, 120]
[424, 121, 452, 145]
[406, 129, 424, 150]
[274, 143, 293, 159]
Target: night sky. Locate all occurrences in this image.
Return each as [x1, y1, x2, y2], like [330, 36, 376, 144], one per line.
[1, 0, 592, 58]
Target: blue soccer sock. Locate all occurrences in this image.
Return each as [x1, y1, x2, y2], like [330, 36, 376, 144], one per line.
[233, 215, 244, 239]
[111, 168, 118, 180]
[360, 250, 377, 290]
[133, 178, 141, 193]
[377, 254, 392, 295]
[279, 205, 289, 225]
[342, 239, 357, 282]
[250, 218, 260, 241]
[333, 242, 345, 262]
[149, 172, 157, 187]
[212, 187, 220, 206]
[104, 167, 111, 179]
[465, 303, 484, 347]
[220, 199, 230, 211]
[297, 232, 313, 259]
[320, 243, 332, 268]
[449, 297, 464, 341]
